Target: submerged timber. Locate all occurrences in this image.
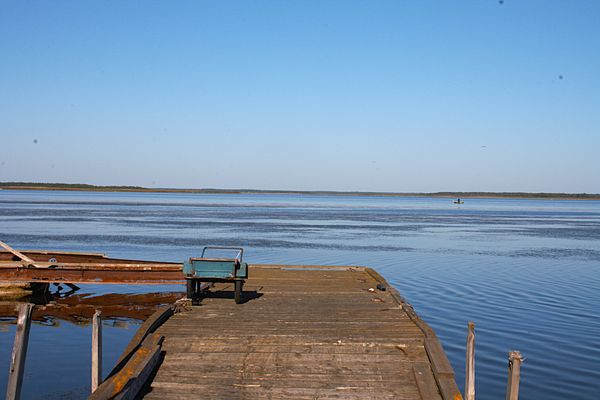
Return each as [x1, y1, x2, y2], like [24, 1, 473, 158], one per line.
[0, 292, 183, 325]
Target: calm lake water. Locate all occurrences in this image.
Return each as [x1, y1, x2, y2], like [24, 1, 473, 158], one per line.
[1, 190, 599, 399]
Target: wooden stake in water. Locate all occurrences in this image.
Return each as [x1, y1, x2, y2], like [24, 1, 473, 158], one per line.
[506, 351, 524, 400]
[465, 321, 475, 400]
[91, 310, 102, 393]
[6, 303, 34, 400]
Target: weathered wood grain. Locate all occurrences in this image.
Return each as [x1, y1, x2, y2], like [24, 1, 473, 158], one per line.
[89, 333, 163, 400]
[413, 362, 443, 400]
[107, 306, 174, 379]
[465, 322, 475, 400]
[141, 265, 458, 399]
[506, 351, 524, 400]
[366, 268, 463, 400]
[91, 310, 102, 392]
[6, 303, 34, 400]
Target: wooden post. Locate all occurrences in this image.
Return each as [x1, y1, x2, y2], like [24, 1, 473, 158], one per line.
[91, 310, 102, 393]
[465, 321, 475, 400]
[506, 351, 524, 400]
[6, 303, 34, 400]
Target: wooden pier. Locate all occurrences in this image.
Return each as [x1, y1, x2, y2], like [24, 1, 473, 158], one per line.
[0, 244, 462, 399]
[141, 265, 461, 400]
[1, 245, 527, 400]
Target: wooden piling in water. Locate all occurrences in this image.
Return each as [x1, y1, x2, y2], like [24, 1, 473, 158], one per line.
[91, 310, 102, 393]
[465, 321, 475, 400]
[89, 307, 168, 400]
[506, 350, 524, 400]
[6, 303, 34, 400]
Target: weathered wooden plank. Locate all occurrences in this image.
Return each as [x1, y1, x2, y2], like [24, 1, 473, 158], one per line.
[156, 332, 425, 341]
[179, 309, 407, 316]
[424, 338, 455, 378]
[6, 303, 34, 400]
[108, 306, 174, 379]
[151, 374, 419, 388]
[174, 316, 412, 323]
[90, 334, 163, 400]
[160, 342, 427, 357]
[145, 383, 419, 400]
[157, 330, 424, 338]
[412, 362, 443, 400]
[91, 310, 102, 392]
[160, 336, 424, 344]
[506, 351, 524, 400]
[154, 364, 419, 378]
[157, 326, 423, 335]
[465, 322, 475, 400]
[364, 265, 463, 400]
[161, 352, 425, 365]
[158, 334, 425, 344]
[141, 266, 459, 399]
[152, 370, 418, 383]
[190, 296, 397, 305]
[170, 308, 410, 317]
[148, 386, 419, 400]
[436, 379, 464, 400]
[424, 338, 464, 400]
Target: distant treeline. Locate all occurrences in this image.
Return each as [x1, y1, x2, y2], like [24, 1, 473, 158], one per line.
[0, 182, 147, 191]
[1, 182, 599, 200]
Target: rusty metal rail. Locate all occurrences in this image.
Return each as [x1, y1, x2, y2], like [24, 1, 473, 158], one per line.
[0, 250, 183, 284]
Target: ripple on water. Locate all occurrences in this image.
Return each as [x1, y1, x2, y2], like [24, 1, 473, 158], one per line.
[1, 192, 599, 399]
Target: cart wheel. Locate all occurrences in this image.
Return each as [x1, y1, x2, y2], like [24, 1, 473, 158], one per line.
[186, 279, 194, 300]
[234, 280, 243, 304]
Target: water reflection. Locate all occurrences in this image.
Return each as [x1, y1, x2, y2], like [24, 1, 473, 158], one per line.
[0, 290, 183, 327]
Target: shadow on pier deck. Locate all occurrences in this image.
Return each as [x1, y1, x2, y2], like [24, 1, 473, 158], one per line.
[143, 265, 461, 400]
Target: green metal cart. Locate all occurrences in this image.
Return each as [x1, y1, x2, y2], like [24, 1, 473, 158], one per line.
[183, 246, 248, 304]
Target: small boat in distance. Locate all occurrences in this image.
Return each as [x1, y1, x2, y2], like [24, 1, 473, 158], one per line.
[453, 198, 464, 204]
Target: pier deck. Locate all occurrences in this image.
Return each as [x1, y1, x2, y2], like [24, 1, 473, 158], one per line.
[144, 265, 461, 400]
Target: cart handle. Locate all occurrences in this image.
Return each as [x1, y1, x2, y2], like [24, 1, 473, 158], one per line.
[200, 246, 243, 262]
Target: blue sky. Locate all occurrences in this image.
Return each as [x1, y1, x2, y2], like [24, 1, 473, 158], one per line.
[1, 1, 599, 192]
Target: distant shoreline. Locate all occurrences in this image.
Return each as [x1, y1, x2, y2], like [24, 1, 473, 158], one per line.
[1, 182, 599, 200]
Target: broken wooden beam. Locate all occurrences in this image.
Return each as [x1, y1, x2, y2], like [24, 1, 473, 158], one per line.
[5, 303, 34, 400]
